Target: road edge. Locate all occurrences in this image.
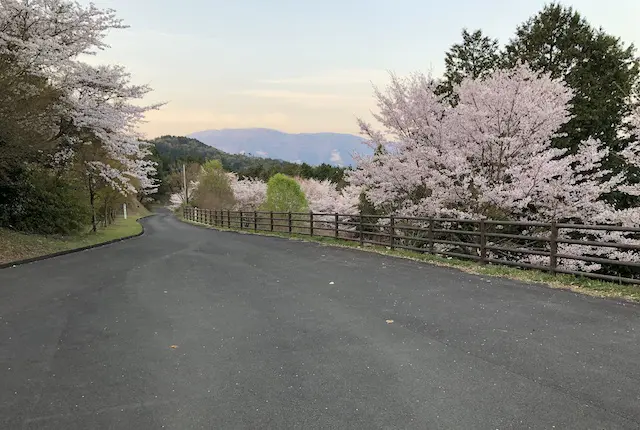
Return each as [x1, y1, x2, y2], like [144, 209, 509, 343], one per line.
[0, 214, 154, 270]
[175, 216, 640, 307]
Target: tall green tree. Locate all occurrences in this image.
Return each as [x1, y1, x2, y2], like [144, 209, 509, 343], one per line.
[504, 3, 640, 208]
[504, 3, 640, 154]
[437, 29, 501, 103]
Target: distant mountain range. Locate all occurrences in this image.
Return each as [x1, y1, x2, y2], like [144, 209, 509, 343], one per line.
[187, 128, 371, 166]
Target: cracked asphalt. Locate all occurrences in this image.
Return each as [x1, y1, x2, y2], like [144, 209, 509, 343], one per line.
[1, 211, 639, 429]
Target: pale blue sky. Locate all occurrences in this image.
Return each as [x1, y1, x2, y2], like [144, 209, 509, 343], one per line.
[82, 0, 640, 137]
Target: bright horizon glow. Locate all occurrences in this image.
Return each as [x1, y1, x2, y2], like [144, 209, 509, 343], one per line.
[80, 0, 640, 138]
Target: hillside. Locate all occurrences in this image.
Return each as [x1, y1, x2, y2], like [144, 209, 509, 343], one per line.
[188, 128, 371, 166]
[151, 135, 289, 172]
[150, 135, 347, 184]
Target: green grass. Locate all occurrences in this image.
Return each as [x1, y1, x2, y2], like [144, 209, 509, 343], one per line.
[180, 215, 640, 303]
[0, 208, 149, 265]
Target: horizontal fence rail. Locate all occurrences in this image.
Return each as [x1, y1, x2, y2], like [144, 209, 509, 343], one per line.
[182, 207, 640, 285]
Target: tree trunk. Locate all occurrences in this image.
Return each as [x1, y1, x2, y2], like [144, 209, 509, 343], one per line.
[88, 177, 97, 233]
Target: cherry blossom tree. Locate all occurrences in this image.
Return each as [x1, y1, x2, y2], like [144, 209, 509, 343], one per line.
[1, 0, 164, 229]
[620, 105, 640, 200]
[348, 63, 637, 272]
[169, 180, 199, 210]
[62, 63, 163, 195]
[227, 173, 267, 210]
[0, 0, 124, 76]
[349, 64, 623, 222]
[296, 177, 360, 214]
[296, 177, 361, 232]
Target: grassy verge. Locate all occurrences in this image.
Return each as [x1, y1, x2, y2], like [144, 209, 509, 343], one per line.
[179, 215, 640, 303]
[0, 208, 150, 265]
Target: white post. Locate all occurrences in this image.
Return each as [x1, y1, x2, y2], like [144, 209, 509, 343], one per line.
[183, 163, 188, 205]
[123, 203, 127, 220]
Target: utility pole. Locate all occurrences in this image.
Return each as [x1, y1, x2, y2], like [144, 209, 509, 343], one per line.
[182, 163, 188, 205]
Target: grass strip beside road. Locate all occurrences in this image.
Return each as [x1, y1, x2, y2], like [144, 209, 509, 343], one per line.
[180, 215, 640, 303]
[0, 210, 149, 265]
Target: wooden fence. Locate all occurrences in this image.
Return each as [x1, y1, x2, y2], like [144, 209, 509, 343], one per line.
[183, 207, 640, 285]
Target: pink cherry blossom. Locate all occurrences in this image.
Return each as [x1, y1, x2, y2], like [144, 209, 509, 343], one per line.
[1, 1, 164, 197]
[348, 63, 638, 271]
[227, 173, 267, 210]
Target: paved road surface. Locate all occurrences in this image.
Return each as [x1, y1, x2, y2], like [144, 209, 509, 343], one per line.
[1, 212, 639, 429]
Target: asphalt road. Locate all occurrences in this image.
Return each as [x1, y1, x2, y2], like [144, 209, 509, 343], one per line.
[1, 212, 639, 429]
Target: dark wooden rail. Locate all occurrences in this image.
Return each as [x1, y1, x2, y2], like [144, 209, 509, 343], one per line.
[183, 207, 640, 285]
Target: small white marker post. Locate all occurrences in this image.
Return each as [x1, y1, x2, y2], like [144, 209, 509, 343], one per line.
[123, 203, 127, 220]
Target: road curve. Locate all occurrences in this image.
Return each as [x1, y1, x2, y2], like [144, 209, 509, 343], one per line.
[1, 211, 639, 429]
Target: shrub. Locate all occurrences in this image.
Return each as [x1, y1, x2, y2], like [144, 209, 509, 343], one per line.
[261, 173, 308, 213]
[191, 160, 235, 210]
[0, 166, 91, 235]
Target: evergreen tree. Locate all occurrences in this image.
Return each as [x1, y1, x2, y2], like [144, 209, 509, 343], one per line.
[437, 29, 501, 103]
[504, 3, 640, 154]
[504, 3, 640, 208]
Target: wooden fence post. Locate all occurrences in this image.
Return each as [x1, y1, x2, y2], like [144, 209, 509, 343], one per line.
[270, 211, 274, 231]
[239, 210, 243, 229]
[254, 211, 258, 231]
[309, 212, 314, 237]
[359, 214, 364, 246]
[334, 213, 339, 239]
[227, 210, 230, 228]
[389, 215, 395, 249]
[550, 221, 558, 274]
[428, 218, 435, 254]
[288, 212, 292, 234]
[479, 219, 487, 264]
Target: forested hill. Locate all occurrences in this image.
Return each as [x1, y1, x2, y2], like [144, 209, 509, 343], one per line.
[150, 135, 347, 184]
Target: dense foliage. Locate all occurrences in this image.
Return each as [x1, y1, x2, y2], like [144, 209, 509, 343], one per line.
[348, 63, 639, 274]
[261, 174, 309, 213]
[0, 0, 163, 234]
[439, 3, 640, 209]
[191, 160, 236, 210]
[151, 135, 347, 203]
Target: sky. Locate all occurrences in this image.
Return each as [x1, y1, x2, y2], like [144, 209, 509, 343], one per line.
[80, 0, 640, 138]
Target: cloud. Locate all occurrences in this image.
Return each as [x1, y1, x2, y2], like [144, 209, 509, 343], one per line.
[258, 69, 391, 86]
[330, 149, 344, 166]
[233, 89, 348, 101]
[255, 150, 268, 157]
[137, 107, 292, 138]
[231, 89, 370, 109]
